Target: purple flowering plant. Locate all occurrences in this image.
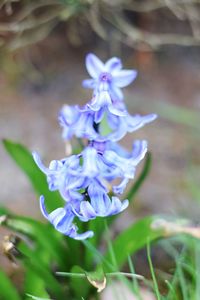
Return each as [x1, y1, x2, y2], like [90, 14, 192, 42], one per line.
[2, 53, 165, 299]
[33, 53, 157, 240]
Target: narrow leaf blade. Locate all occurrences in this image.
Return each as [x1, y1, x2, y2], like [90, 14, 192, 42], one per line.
[0, 269, 21, 300]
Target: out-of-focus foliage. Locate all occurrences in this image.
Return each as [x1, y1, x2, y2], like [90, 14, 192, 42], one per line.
[0, 0, 200, 52]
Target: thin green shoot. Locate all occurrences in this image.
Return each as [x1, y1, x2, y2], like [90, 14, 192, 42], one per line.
[195, 242, 200, 300]
[176, 254, 188, 300]
[56, 271, 143, 279]
[26, 294, 53, 300]
[128, 255, 143, 300]
[147, 242, 161, 300]
[165, 280, 178, 300]
[104, 219, 118, 270]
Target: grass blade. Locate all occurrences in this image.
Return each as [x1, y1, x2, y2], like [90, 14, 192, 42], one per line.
[147, 242, 161, 300]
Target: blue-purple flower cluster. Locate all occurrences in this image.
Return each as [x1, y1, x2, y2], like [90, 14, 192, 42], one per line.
[33, 53, 157, 240]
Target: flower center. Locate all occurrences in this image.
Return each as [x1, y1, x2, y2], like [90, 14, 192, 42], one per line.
[99, 72, 112, 83]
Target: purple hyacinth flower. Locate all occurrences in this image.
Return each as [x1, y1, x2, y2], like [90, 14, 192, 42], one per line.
[40, 196, 93, 240]
[102, 112, 157, 142]
[73, 185, 129, 222]
[32, 151, 87, 200]
[102, 140, 148, 193]
[58, 105, 98, 140]
[86, 91, 127, 121]
[82, 53, 137, 100]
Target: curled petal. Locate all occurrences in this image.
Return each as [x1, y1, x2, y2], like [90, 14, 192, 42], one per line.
[106, 113, 157, 142]
[40, 196, 93, 240]
[108, 197, 129, 215]
[127, 114, 157, 132]
[40, 195, 50, 219]
[86, 53, 104, 78]
[71, 229, 94, 240]
[40, 196, 73, 232]
[113, 70, 138, 87]
[132, 140, 148, 165]
[32, 152, 49, 174]
[113, 178, 129, 194]
[88, 191, 129, 218]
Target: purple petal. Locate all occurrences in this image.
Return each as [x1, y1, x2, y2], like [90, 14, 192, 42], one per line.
[48, 208, 67, 228]
[82, 79, 96, 89]
[82, 147, 99, 176]
[86, 53, 104, 78]
[131, 140, 148, 165]
[127, 114, 157, 132]
[88, 185, 106, 214]
[94, 107, 105, 123]
[59, 105, 80, 126]
[105, 57, 122, 72]
[40, 195, 49, 219]
[110, 85, 124, 100]
[49, 160, 63, 171]
[33, 152, 49, 174]
[108, 104, 127, 117]
[72, 230, 94, 240]
[80, 201, 96, 221]
[64, 175, 85, 190]
[113, 178, 129, 194]
[113, 70, 138, 87]
[108, 197, 121, 215]
[103, 150, 135, 178]
[39, 196, 93, 240]
[109, 197, 129, 215]
[108, 142, 129, 158]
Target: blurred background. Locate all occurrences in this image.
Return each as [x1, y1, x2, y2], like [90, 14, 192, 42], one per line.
[0, 0, 200, 292]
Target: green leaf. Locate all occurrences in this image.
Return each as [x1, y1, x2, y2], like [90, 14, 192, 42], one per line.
[0, 214, 68, 268]
[24, 269, 50, 299]
[0, 269, 21, 300]
[103, 216, 165, 271]
[2, 139, 63, 211]
[125, 152, 152, 203]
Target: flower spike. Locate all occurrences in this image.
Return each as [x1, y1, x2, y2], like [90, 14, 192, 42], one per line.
[33, 53, 157, 240]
